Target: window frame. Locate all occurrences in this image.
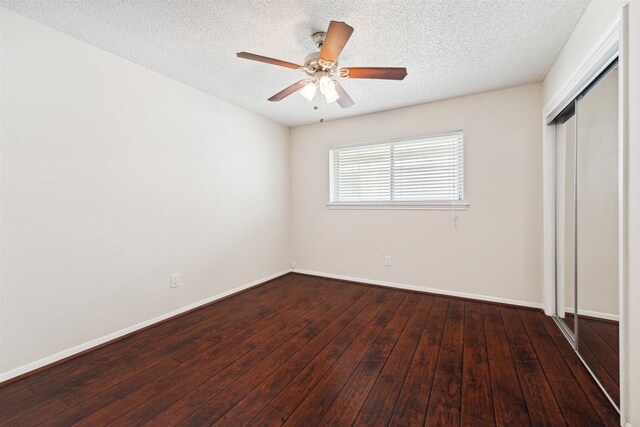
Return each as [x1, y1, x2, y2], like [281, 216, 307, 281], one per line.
[327, 131, 469, 210]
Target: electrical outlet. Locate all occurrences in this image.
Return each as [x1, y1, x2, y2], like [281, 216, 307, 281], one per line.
[291, 262, 296, 269]
[384, 256, 392, 266]
[170, 273, 180, 288]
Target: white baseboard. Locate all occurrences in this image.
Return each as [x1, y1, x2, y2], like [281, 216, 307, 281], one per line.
[0, 269, 291, 383]
[293, 269, 543, 310]
[563, 307, 620, 321]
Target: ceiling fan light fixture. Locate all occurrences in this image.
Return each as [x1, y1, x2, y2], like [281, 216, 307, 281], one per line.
[319, 76, 340, 103]
[300, 81, 317, 101]
[324, 87, 340, 104]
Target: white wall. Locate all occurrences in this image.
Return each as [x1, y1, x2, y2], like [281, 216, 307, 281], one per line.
[0, 9, 290, 375]
[291, 84, 543, 306]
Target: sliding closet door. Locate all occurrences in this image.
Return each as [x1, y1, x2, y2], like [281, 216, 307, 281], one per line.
[575, 65, 619, 404]
[555, 112, 576, 338]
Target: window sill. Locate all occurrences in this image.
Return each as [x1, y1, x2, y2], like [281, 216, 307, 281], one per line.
[326, 202, 470, 211]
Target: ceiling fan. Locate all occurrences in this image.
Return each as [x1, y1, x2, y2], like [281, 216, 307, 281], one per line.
[236, 21, 408, 108]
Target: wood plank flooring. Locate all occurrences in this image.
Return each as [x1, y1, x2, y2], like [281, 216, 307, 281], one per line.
[0, 273, 619, 426]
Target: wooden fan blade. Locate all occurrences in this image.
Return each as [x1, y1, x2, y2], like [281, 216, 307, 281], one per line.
[319, 21, 354, 63]
[268, 81, 305, 102]
[334, 82, 354, 108]
[236, 52, 300, 69]
[340, 67, 408, 80]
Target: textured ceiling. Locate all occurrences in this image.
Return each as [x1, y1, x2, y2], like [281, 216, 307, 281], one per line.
[1, 0, 590, 127]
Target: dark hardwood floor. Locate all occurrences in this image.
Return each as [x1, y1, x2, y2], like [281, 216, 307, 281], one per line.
[0, 273, 619, 426]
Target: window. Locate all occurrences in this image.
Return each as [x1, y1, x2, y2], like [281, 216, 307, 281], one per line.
[329, 132, 466, 209]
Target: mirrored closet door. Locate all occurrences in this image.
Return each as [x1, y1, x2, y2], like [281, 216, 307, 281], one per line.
[555, 109, 577, 338]
[554, 62, 619, 408]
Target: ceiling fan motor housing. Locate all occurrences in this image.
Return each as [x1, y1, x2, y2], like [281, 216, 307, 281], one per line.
[303, 51, 338, 77]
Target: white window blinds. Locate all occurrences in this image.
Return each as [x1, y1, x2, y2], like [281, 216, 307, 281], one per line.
[329, 132, 464, 204]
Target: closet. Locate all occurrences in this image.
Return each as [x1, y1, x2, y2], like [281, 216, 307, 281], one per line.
[553, 61, 619, 408]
